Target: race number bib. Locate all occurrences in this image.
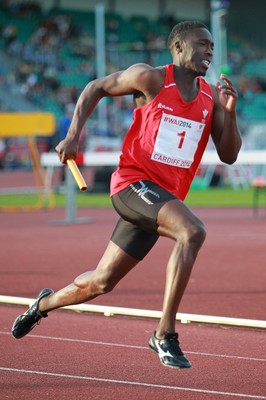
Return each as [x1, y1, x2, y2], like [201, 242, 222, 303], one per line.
[151, 112, 205, 168]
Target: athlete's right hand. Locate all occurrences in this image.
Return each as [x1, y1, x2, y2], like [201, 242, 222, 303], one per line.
[55, 138, 79, 164]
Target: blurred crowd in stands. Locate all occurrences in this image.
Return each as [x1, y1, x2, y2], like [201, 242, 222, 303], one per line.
[0, 0, 266, 171]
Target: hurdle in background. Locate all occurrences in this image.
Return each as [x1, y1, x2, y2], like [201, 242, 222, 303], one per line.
[41, 151, 121, 224]
[0, 112, 56, 211]
[41, 149, 266, 223]
[252, 176, 266, 217]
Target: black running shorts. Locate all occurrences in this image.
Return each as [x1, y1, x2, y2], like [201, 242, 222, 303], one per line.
[111, 180, 176, 260]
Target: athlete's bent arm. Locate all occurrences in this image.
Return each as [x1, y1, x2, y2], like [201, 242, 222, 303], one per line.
[56, 64, 164, 163]
[210, 74, 242, 165]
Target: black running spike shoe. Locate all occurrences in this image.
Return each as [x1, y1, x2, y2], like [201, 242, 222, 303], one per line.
[12, 288, 54, 339]
[149, 331, 192, 369]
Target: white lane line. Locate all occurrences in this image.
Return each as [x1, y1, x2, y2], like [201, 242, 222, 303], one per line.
[1, 331, 265, 363]
[187, 351, 266, 362]
[0, 367, 265, 399]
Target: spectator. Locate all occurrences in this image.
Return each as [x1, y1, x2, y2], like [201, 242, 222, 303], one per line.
[57, 103, 75, 187]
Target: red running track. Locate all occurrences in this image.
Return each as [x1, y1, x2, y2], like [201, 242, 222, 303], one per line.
[0, 207, 266, 399]
[0, 207, 265, 319]
[1, 306, 266, 400]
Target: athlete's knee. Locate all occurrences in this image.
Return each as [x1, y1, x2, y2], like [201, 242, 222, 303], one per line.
[95, 275, 117, 294]
[92, 274, 117, 295]
[185, 219, 206, 247]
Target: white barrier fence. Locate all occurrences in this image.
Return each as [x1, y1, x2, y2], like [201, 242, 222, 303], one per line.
[41, 149, 266, 168]
[41, 150, 266, 222]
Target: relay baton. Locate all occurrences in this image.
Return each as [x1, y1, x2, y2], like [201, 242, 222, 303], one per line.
[66, 159, 87, 191]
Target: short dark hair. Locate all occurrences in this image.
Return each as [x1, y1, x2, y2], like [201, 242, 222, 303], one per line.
[167, 21, 209, 54]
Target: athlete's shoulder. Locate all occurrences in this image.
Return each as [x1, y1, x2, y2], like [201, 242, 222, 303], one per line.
[126, 63, 165, 79]
[126, 63, 166, 98]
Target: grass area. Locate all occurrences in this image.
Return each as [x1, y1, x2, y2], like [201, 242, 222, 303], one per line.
[186, 186, 255, 207]
[0, 186, 260, 209]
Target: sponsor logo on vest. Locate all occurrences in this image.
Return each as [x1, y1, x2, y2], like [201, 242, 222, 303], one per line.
[158, 103, 174, 112]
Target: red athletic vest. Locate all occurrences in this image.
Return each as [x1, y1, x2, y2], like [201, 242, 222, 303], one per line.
[110, 64, 214, 200]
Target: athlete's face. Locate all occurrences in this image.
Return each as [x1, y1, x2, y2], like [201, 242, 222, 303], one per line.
[177, 28, 214, 76]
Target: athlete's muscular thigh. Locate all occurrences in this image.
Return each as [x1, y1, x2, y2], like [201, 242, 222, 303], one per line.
[157, 198, 205, 240]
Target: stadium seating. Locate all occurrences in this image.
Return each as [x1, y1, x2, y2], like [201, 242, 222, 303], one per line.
[0, 5, 265, 128]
